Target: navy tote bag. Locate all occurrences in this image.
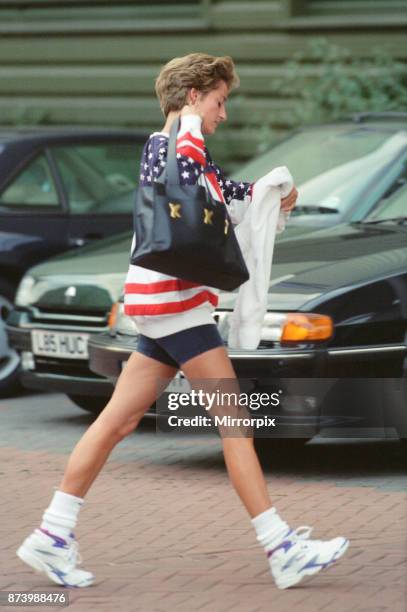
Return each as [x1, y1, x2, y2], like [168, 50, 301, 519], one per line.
[130, 118, 249, 291]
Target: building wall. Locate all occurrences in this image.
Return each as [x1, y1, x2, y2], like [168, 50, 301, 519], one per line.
[1, 0, 406, 167]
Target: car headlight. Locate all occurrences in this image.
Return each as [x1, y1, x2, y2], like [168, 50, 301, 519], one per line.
[15, 275, 36, 307]
[261, 312, 333, 343]
[108, 300, 138, 335]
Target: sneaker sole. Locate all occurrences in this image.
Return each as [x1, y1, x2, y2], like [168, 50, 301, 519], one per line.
[275, 538, 349, 590]
[16, 544, 94, 588]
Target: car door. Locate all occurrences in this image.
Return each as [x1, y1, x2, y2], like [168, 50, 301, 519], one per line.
[0, 149, 69, 271]
[49, 141, 144, 248]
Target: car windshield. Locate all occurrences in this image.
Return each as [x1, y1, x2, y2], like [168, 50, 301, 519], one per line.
[363, 181, 407, 223]
[232, 126, 407, 214]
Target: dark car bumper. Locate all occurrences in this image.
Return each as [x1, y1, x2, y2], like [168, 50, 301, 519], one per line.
[88, 331, 321, 379]
[6, 322, 114, 397]
[88, 331, 324, 438]
[88, 332, 407, 439]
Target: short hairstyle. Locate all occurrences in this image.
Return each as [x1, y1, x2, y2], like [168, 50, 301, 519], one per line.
[155, 53, 240, 117]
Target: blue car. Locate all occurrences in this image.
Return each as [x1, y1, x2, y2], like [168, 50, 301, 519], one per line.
[0, 127, 147, 394]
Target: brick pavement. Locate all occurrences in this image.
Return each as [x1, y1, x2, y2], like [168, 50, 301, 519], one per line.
[0, 392, 406, 612]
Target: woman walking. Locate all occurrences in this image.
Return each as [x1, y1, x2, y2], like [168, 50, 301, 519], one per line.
[17, 53, 348, 590]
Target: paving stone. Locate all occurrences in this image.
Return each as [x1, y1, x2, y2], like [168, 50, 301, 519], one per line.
[1, 391, 406, 611]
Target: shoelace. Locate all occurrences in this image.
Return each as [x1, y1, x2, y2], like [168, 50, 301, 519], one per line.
[289, 526, 330, 550]
[63, 540, 83, 568]
[290, 526, 313, 541]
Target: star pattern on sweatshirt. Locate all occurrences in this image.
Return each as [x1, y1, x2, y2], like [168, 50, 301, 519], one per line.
[138, 135, 253, 201]
[206, 150, 253, 204]
[139, 136, 203, 187]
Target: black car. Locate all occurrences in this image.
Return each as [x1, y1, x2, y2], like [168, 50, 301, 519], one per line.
[0, 127, 147, 393]
[5, 121, 407, 423]
[88, 187, 407, 444]
[233, 113, 407, 236]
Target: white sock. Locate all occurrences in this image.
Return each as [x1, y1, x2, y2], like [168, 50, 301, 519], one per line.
[251, 507, 291, 556]
[40, 490, 84, 540]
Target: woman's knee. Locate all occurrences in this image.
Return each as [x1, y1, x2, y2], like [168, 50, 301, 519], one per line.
[95, 405, 143, 440]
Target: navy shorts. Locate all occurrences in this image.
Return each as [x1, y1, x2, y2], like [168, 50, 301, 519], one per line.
[136, 324, 224, 368]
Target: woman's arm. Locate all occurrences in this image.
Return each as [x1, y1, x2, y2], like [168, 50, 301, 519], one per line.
[209, 161, 254, 205]
[205, 157, 253, 225]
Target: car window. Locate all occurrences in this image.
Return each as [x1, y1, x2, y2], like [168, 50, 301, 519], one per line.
[51, 143, 143, 214]
[0, 153, 59, 207]
[233, 127, 407, 213]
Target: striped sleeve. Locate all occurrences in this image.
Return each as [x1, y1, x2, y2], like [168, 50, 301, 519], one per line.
[176, 114, 206, 167]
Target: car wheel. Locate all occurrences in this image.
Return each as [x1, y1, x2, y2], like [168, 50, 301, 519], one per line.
[67, 394, 108, 414]
[0, 280, 21, 397]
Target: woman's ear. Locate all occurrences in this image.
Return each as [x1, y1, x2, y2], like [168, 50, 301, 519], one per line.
[188, 88, 200, 104]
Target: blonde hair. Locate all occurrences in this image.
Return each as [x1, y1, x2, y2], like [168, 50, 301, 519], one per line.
[155, 53, 240, 117]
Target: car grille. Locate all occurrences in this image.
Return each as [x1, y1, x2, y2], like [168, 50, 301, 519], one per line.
[27, 306, 108, 330]
[25, 307, 110, 380]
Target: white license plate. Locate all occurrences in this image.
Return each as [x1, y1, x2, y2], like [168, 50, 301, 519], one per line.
[165, 370, 191, 393]
[31, 330, 90, 359]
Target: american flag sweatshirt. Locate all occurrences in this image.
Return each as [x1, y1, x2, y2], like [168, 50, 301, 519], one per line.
[123, 114, 253, 338]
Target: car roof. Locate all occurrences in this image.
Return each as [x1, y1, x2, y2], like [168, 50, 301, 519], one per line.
[1, 113, 406, 145]
[0, 125, 149, 145]
[293, 114, 407, 134]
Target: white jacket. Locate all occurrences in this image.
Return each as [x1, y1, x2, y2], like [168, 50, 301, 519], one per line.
[228, 166, 294, 350]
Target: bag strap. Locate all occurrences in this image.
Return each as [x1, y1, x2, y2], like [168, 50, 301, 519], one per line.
[158, 115, 215, 202]
[156, 117, 180, 186]
[168, 116, 181, 184]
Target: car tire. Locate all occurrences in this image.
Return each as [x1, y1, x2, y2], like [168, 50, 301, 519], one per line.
[254, 437, 310, 458]
[0, 279, 22, 397]
[400, 439, 407, 460]
[67, 394, 108, 414]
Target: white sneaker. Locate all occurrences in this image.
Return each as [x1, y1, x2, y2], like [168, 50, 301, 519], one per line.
[269, 526, 349, 589]
[17, 528, 94, 588]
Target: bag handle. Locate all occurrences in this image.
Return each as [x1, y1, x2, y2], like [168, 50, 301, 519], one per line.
[159, 116, 214, 203]
[165, 116, 181, 185]
[155, 116, 180, 186]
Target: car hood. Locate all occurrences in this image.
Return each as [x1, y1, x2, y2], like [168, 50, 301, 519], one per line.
[25, 224, 407, 312]
[25, 231, 132, 308]
[218, 223, 407, 311]
[29, 230, 132, 275]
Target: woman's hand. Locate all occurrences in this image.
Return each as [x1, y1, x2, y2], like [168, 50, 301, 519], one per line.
[280, 186, 298, 213]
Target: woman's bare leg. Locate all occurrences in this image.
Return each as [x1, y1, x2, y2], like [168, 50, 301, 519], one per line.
[180, 346, 272, 518]
[59, 353, 178, 498]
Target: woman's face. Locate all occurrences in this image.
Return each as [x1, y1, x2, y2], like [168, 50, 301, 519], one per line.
[189, 80, 229, 135]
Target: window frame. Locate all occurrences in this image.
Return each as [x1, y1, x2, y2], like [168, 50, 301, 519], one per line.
[47, 140, 142, 216]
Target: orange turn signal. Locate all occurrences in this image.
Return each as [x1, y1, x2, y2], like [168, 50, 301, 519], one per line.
[281, 313, 333, 342]
[108, 302, 119, 329]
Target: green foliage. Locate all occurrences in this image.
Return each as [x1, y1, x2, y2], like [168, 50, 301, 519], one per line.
[11, 105, 50, 126]
[270, 37, 407, 126]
